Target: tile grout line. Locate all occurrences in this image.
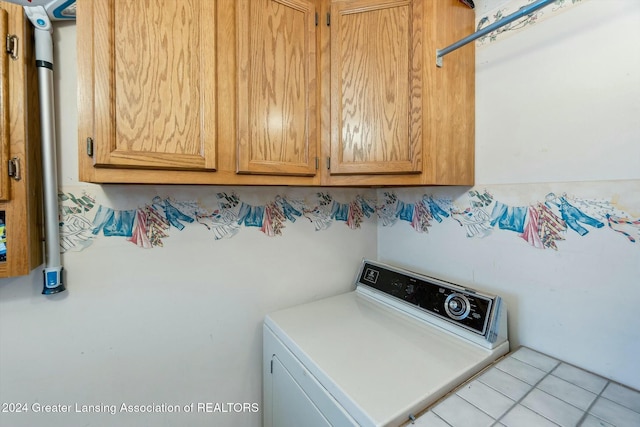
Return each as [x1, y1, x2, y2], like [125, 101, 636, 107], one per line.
[454, 390, 502, 425]
[421, 353, 514, 426]
[432, 411, 455, 427]
[425, 348, 638, 427]
[490, 360, 562, 427]
[477, 364, 532, 400]
[598, 385, 640, 415]
[488, 352, 640, 426]
[573, 377, 610, 427]
[544, 356, 640, 416]
[476, 349, 552, 401]
[497, 359, 618, 427]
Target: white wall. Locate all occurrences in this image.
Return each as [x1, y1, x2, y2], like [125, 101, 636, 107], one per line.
[0, 202, 376, 427]
[380, 0, 640, 390]
[1, 2, 639, 426]
[0, 23, 377, 427]
[476, 0, 640, 184]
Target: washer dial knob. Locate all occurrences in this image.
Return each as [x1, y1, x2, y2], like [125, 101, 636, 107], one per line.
[444, 293, 471, 320]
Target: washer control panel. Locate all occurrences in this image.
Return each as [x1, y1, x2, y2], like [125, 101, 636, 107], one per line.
[357, 261, 493, 335]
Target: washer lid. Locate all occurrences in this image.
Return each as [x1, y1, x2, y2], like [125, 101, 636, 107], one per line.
[265, 291, 508, 427]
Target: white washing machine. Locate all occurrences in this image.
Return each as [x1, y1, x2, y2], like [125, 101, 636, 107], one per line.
[263, 260, 509, 427]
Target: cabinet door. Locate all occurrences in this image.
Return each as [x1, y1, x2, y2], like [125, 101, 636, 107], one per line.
[237, 0, 318, 176]
[330, 0, 422, 175]
[0, 1, 43, 278]
[0, 8, 9, 200]
[91, 0, 216, 170]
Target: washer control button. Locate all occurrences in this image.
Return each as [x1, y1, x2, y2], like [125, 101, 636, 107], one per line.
[444, 293, 471, 320]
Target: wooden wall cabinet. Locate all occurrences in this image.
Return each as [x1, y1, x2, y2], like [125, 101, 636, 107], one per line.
[237, 0, 319, 177]
[0, 1, 43, 278]
[328, 0, 423, 177]
[78, 0, 474, 186]
[84, 0, 217, 171]
[78, 0, 320, 185]
[321, 0, 475, 186]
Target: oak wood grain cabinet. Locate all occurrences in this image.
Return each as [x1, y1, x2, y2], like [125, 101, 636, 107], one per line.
[0, 1, 43, 278]
[237, 0, 319, 177]
[328, 0, 423, 176]
[321, 0, 475, 186]
[77, 0, 475, 186]
[81, 0, 217, 172]
[78, 0, 320, 185]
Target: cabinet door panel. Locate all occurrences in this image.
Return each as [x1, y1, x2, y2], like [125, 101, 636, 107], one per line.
[237, 0, 318, 176]
[330, 0, 422, 175]
[0, 9, 9, 200]
[93, 0, 216, 170]
[0, 1, 43, 277]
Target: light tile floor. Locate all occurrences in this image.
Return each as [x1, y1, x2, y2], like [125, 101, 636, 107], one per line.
[413, 347, 640, 427]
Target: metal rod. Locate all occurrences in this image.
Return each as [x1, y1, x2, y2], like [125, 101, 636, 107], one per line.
[37, 61, 65, 294]
[26, 8, 66, 294]
[436, 0, 556, 67]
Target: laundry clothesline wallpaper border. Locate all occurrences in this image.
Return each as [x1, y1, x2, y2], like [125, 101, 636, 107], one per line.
[56, 186, 639, 254]
[475, 0, 588, 46]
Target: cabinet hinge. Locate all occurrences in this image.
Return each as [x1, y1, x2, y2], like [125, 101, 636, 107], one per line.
[5, 34, 18, 60]
[86, 137, 94, 157]
[326, 13, 330, 26]
[326, 157, 331, 170]
[7, 157, 20, 181]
